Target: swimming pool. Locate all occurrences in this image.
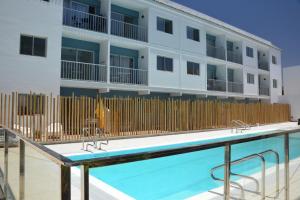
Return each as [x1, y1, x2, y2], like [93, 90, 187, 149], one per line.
[69, 132, 300, 200]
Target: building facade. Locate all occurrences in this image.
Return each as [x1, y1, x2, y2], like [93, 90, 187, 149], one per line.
[0, 0, 282, 102]
[281, 66, 300, 120]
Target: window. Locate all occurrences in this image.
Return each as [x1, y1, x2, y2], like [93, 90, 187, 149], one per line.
[246, 47, 254, 58]
[110, 54, 134, 68]
[272, 56, 277, 64]
[206, 34, 216, 47]
[187, 61, 200, 75]
[61, 48, 94, 63]
[157, 17, 173, 34]
[20, 35, 47, 57]
[187, 26, 200, 42]
[273, 79, 278, 88]
[247, 73, 255, 84]
[157, 56, 173, 72]
[18, 94, 45, 115]
[227, 41, 234, 51]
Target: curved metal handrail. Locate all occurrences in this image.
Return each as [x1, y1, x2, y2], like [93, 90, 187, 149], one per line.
[211, 153, 266, 200]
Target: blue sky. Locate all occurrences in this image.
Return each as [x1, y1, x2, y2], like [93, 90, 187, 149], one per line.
[172, 0, 300, 67]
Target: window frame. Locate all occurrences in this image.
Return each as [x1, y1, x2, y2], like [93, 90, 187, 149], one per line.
[157, 56, 173, 72]
[187, 61, 200, 76]
[247, 73, 255, 84]
[186, 26, 200, 42]
[157, 17, 173, 34]
[20, 34, 47, 57]
[273, 79, 278, 88]
[246, 47, 254, 58]
[61, 47, 95, 64]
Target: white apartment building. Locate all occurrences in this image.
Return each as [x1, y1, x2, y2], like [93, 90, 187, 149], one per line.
[0, 0, 282, 102]
[281, 66, 300, 120]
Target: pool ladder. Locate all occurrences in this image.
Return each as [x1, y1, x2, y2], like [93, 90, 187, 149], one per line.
[231, 120, 251, 133]
[210, 149, 280, 200]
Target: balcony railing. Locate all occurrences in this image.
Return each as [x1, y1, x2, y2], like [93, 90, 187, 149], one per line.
[258, 61, 270, 71]
[228, 82, 244, 93]
[111, 19, 148, 42]
[61, 60, 107, 82]
[110, 66, 148, 85]
[227, 50, 242, 64]
[207, 44, 226, 60]
[207, 79, 227, 92]
[259, 87, 270, 96]
[63, 7, 107, 33]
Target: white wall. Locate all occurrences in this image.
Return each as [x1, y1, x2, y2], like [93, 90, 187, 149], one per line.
[0, 0, 63, 95]
[180, 56, 206, 91]
[148, 48, 180, 89]
[269, 48, 282, 103]
[243, 68, 258, 96]
[242, 41, 258, 68]
[280, 66, 300, 120]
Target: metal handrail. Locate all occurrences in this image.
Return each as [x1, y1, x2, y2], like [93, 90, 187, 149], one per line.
[211, 153, 266, 200]
[259, 87, 270, 96]
[0, 126, 298, 200]
[228, 81, 244, 93]
[110, 66, 148, 85]
[61, 60, 107, 82]
[206, 44, 226, 60]
[211, 149, 280, 199]
[207, 79, 227, 92]
[63, 7, 107, 33]
[227, 50, 243, 64]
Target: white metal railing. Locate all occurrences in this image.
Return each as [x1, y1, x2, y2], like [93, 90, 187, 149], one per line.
[110, 66, 148, 85]
[61, 60, 107, 82]
[207, 44, 226, 60]
[227, 50, 243, 64]
[111, 12, 148, 42]
[63, 7, 107, 33]
[228, 82, 244, 93]
[259, 87, 270, 96]
[258, 60, 270, 71]
[207, 79, 227, 92]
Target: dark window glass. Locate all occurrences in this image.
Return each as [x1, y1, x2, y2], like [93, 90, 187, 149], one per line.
[157, 17, 173, 34]
[157, 56, 173, 72]
[206, 34, 216, 47]
[187, 26, 200, 42]
[20, 35, 47, 57]
[33, 38, 46, 57]
[246, 47, 254, 58]
[247, 73, 255, 84]
[187, 61, 200, 75]
[20, 35, 33, 55]
[227, 41, 234, 51]
[273, 79, 278, 88]
[272, 56, 277, 64]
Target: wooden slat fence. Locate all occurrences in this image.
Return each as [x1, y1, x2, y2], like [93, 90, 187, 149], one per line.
[0, 92, 291, 143]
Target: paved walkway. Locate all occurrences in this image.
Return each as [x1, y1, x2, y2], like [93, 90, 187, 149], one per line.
[47, 122, 298, 156]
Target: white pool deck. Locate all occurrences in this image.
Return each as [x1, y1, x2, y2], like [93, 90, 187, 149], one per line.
[46, 122, 300, 200]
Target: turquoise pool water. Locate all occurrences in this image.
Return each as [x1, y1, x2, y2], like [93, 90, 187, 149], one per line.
[69, 132, 300, 200]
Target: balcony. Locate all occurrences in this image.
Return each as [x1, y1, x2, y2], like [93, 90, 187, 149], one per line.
[206, 44, 226, 60]
[110, 66, 148, 85]
[63, 7, 107, 33]
[259, 87, 270, 96]
[258, 61, 270, 71]
[207, 79, 226, 92]
[227, 50, 242, 64]
[111, 14, 148, 42]
[61, 60, 107, 82]
[228, 82, 243, 93]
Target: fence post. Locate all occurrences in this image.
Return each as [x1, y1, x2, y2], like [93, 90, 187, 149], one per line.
[224, 143, 231, 200]
[19, 140, 25, 200]
[61, 165, 71, 200]
[285, 134, 290, 200]
[4, 129, 8, 198]
[81, 165, 89, 200]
